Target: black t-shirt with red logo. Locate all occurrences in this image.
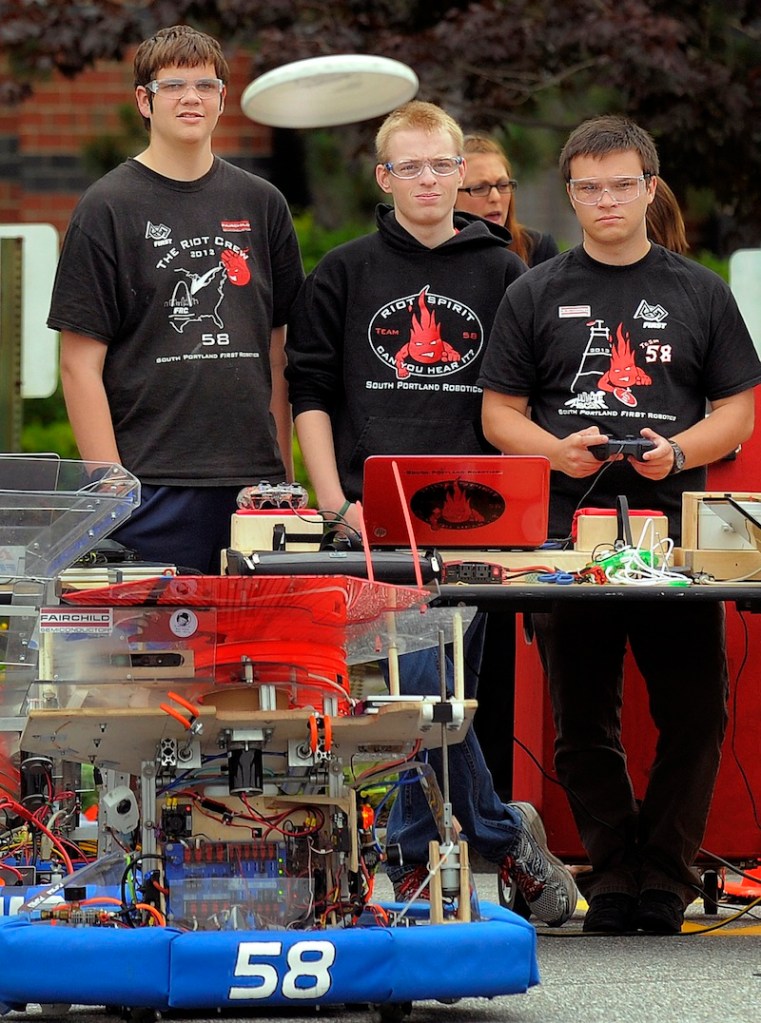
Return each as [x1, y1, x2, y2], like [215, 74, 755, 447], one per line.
[479, 243, 761, 542]
[48, 157, 304, 485]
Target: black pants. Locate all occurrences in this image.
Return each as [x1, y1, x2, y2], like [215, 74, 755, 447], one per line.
[533, 600, 728, 907]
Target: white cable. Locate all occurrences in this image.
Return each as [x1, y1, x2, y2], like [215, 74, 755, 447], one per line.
[604, 543, 689, 586]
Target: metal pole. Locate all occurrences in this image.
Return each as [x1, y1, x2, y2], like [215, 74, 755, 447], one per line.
[0, 236, 23, 451]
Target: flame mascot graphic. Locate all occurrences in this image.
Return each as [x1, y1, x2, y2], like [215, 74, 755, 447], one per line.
[394, 286, 461, 380]
[427, 480, 486, 529]
[220, 247, 251, 286]
[597, 323, 652, 407]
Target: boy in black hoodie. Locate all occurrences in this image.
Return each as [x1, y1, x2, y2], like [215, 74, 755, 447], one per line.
[286, 101, 576, 926]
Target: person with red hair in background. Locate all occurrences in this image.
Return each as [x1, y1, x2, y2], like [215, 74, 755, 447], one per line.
[646, 178, 689, 254]
[455, 134, 559, 266]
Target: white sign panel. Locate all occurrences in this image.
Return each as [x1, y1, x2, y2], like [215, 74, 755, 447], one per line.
[0, 223, 59, 398]
[729, 248, 761, 359]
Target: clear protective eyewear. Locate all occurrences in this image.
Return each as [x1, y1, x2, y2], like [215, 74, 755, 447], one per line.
[458, 179, 517, 198]
[383, 156, 463, 179]
[569, 174, 651, 205]
[145, 77, 224, 98]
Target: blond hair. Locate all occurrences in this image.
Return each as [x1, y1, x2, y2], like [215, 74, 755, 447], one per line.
[375, 101, 463, 164]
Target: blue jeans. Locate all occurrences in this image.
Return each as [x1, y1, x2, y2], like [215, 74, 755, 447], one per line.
[385, 613, 521, 875]
[112, 484, 242, 574]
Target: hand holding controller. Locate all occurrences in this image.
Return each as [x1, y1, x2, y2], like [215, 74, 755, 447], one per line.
[589, 437, 657, 462]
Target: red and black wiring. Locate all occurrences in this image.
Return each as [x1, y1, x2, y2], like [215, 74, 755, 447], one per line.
[166, 788, 325, 841]
[1, 782, 96, 875]
[239, 794, 325, 839]
[0, 793, 74, 874]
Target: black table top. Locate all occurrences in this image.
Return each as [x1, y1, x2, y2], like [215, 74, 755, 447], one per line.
[430, 581, 761, 612]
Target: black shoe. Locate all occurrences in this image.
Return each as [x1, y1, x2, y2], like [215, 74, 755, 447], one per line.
[635, 890, 685, 934]
[583, 893, 638, 933]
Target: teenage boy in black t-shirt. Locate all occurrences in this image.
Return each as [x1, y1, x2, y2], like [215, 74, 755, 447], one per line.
[480, 114, 761, 935]
[48, 25, 303, 572]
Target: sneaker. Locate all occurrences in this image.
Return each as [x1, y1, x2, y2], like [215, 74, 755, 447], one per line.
[501, 802, 578, 927]
[392, 864, 431, 902]
[583, 892, 638, 933]
[635, 890, 684, 934]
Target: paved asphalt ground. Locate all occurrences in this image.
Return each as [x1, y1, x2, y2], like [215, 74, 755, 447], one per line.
[5, 873, 761, 1023]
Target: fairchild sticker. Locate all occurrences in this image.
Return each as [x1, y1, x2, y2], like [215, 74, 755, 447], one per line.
[39, 608, 113, 633]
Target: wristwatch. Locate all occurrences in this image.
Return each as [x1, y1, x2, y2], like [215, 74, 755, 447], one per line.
[667, 439, 686, 475]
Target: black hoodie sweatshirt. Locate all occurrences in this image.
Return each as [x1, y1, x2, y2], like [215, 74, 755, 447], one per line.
[286, 204, 527, 501]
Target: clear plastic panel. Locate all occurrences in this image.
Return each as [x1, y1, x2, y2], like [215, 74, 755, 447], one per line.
[0, 455, 140, 580]
[29, 605, 220, 713]
[0, 604, 41, 719]
[346, 604, 478, 663]
[18, 844, 314, 930]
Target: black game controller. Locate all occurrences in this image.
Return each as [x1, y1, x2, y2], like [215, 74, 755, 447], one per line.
[589, 437, 657, 461]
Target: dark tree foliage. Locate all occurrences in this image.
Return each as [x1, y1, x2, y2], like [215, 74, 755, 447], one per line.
[2, 0, 760, 251]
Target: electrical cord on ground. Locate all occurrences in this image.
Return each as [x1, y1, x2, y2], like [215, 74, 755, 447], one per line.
[727, 609, 761, 829]
[512, 734, 761, 922]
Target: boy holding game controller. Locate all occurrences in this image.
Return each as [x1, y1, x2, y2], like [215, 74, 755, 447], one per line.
[480, 115, 761, 935]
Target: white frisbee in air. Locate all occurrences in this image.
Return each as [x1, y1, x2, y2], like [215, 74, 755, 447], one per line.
[241, 54, 419, 128]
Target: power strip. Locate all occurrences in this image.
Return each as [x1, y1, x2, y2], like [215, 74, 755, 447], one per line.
[442, 561, 504, 584]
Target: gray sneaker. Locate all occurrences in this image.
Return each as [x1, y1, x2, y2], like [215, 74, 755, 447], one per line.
[500, 801, 578, 926]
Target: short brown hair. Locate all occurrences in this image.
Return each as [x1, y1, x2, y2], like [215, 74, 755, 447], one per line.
[375, 101, 463, 165]
[559, 115, 659, 182]
[133, 24, 229, 89]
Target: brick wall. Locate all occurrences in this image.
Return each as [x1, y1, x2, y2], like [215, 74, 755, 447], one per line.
[0, 49, 273, 238]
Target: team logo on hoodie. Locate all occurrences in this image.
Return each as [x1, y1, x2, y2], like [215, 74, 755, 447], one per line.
[368, 286, 483, 381]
